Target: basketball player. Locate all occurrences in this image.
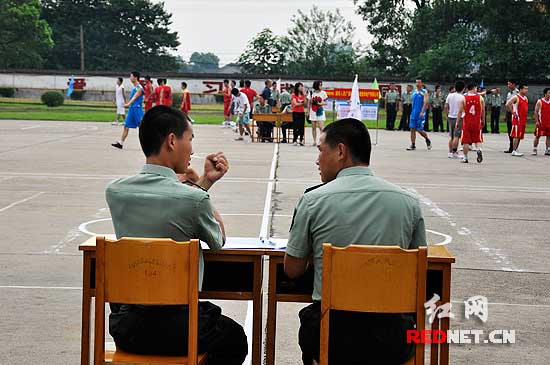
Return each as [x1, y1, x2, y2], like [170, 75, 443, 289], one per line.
[532, 88, 550, 156]
[506, 84, 529, 157]
[406, 79, 432, 151]
[111, 71, 144, 149]
[456, 83, 485, 163]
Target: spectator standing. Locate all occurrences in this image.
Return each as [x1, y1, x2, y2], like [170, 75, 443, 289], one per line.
[399, 85, 413, 131]
[180, 82, 191, 120]
[384, 83, 399, 130]
[291, 83, 306, 146]
[430, 85, 444, 132]
[270, 81, 281, 109]
[488, 88, 502, 134]
[307, 80, 328, 146]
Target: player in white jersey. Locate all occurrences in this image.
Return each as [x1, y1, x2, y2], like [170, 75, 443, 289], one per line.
[112, 77, 126, 126]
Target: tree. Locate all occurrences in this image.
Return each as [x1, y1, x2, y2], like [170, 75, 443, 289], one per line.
[41, 0, 180, 72]
[0, 0, 53, 69]
[283, 6, 362, 76]
[238, 29, 288, 74]
[189, 52, 220, 72]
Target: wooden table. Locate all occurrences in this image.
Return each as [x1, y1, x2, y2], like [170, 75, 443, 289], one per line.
[79, 236, 265, 365]
[264, 245, 455, 365]
[251, 113, 296, 143]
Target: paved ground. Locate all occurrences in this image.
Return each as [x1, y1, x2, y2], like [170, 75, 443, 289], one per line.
[0, 120, 549, 364]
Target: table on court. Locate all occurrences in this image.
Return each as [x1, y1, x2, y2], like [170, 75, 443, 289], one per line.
[79, 236, 265, 365]
[80, 237, 454, 365]
[264, 246, 455, 365]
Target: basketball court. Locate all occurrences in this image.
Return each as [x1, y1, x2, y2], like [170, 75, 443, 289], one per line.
[0, 120, 548, 364]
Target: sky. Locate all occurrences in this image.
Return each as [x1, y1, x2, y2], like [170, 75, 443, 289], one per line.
[155, 0, 372, 66]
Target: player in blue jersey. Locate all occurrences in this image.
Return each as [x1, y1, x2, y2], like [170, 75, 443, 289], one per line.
[112, 71, 144, 149]
[406, 79, 432, 151]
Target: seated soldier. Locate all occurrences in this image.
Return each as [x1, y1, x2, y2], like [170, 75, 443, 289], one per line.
[105, 106, 247, 365]
[254, 95, 274, 142]
[284, 118, 427, 365]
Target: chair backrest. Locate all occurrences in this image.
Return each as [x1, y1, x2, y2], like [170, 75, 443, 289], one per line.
[94, 236, 200, 364]
[320, 244, 427, 365]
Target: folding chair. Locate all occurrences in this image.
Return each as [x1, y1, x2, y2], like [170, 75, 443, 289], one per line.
[320, 244, 428, 365]
[94, 236, 208, 365]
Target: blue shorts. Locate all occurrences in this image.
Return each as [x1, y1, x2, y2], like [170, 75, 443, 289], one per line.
[409, 112, 425, 131]
[238, 112, 250, 125]
[125, 107, 144, 129]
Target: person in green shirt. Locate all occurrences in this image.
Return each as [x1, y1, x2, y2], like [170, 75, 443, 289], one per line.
[399, 84, 413, 131]
[270, 81, 281, 108]
[105, 106, 247, 364]
[284, 118, 426, 364]
[430, 85, 444, 132]
[384, 83, 400, 130]
[254, 95, 274, 142]
[488, 88, 503, 134]
[280, 87, 292, 111]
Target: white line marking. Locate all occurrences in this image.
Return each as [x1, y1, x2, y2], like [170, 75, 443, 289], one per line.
[20, 126, 42, 130]
[42, 228, 82, 254]
[426, 229, 453, 246]
[78, 218, 112, 236]
[0, 285, 82, 290]
[407, 187, 522, 272]
[259, 144, 279, 241]
[0, 192, 44, 213]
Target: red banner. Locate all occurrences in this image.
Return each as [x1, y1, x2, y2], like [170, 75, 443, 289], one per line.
[325, 88, 380, 100]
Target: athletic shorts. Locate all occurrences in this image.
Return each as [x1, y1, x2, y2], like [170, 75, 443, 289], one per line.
[144, 102, 153, 112]
[117, 104, 126, 116]
[409, 114, 425, 131]
[535, 124, 550, 137]
[124, 107, 144, 129]
[224, 102, 231, 117]
[237, 112, 250, 125]
[448, 118, 462, 138]
[461, 122, 483, 144]
[510, 116, 526, 140]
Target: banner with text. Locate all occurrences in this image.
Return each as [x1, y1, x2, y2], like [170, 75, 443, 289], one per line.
[336, 103, 379, 121]
[326, 88, 380, 100]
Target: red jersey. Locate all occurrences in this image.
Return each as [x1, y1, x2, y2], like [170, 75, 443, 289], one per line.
[180, 90, 191, 113]
[223, 86, 232, 104]
[515, 94, 528, 123]
[161, 85, 173, 107]
[154, 86, 162, 106]
[539, 98, 550, 127]
[241, 87, 257, 106]
[463, 94, 482, 127]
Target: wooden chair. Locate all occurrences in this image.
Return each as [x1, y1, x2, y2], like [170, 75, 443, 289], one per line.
[94, 236, 207, 365]
[279, 113, 295, 143]
[320, 244, 427, 365]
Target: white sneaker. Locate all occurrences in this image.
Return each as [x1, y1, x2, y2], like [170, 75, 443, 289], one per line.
[531, 149, 537, 156]
[111, 120, 119, 126]
[448, 152, 453, 158]
[511, 150, 524, 157]
[452, 152, 460, 159]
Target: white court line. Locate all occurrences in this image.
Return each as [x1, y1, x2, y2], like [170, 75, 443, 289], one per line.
[0, 192, 44, 213]
[0, 285, 81, 290]
[20, 126, 42, 130]
[426, 229, 453, 246]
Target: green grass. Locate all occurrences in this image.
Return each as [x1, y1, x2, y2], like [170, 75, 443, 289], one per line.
[0, 97, 536, 132]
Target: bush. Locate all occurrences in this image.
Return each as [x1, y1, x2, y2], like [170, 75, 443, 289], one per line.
[0, 87, 15, 97]
[41, 91, 65, 107]
[70, 90, 86, 100]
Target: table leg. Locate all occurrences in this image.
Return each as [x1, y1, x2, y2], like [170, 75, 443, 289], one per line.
[440, 266, 451, 364]
[81, 252, 92, 365]
[251, 257, 263, 365]
[265, 259, 278, 365]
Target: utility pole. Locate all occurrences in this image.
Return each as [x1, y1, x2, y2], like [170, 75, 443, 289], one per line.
[80, 25, 85, 71]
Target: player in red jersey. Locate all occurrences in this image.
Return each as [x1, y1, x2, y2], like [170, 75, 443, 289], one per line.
[161, 79, 173, 107]
[506, 84, 529, 157]
[532, 87, 550, 156]
[143, 75, 155, 111]
[457, 82, 485, 163]
[222, 79, 232, 127]
[154, 78, 163, 106]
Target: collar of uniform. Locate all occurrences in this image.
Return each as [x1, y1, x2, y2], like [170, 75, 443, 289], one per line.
[336, 166, 373, 179]
[140, 164, 179, 181]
